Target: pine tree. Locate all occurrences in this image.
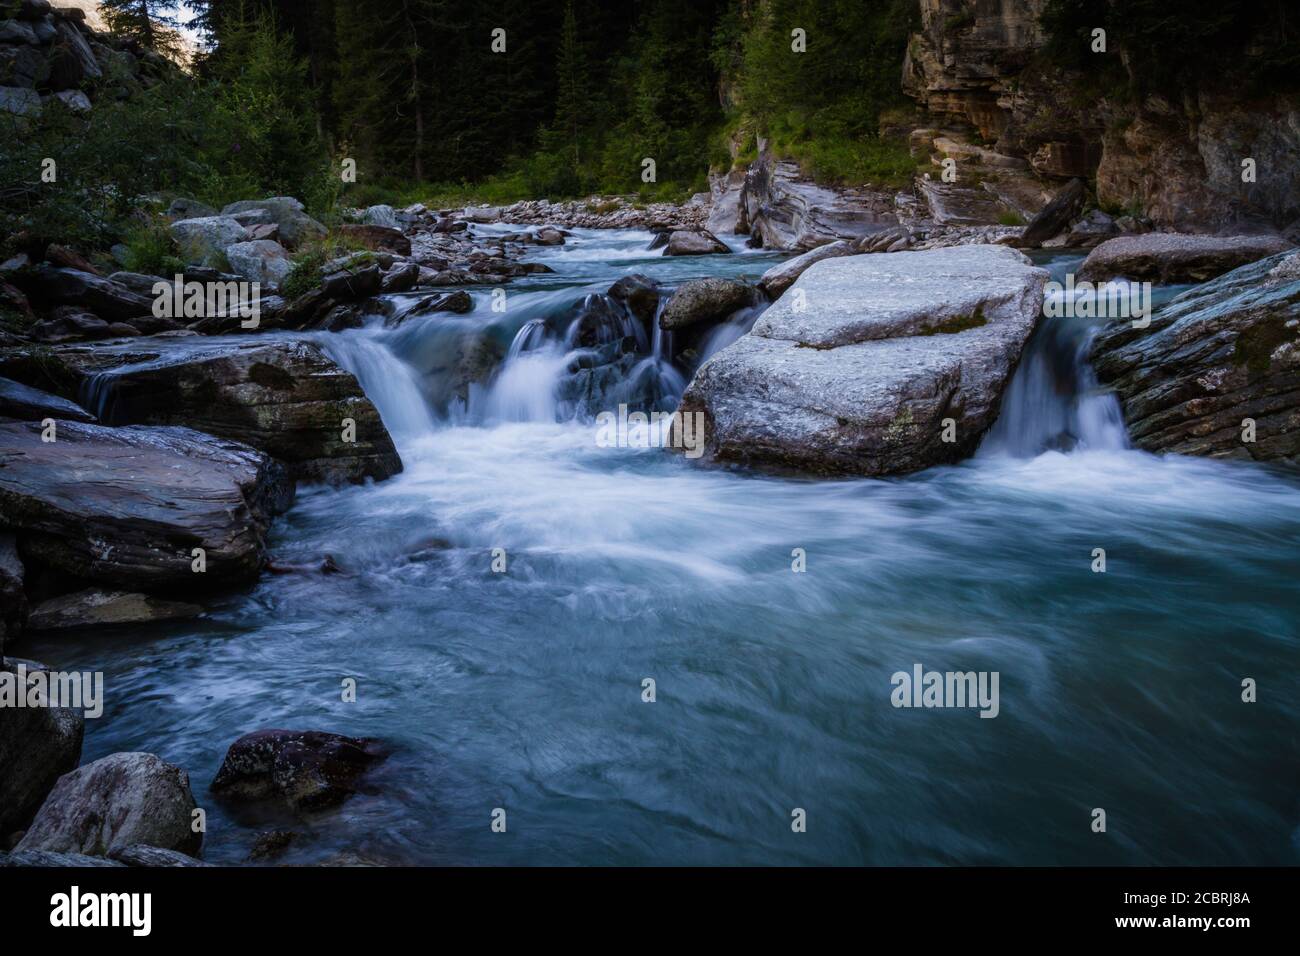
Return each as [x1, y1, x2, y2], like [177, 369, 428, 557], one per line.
[550, 0, 588, 176]
[208, 4, 326, 202]
[99, 0, 182, 56]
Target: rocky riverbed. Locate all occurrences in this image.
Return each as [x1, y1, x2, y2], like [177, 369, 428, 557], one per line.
[0, 170, 1294, 868]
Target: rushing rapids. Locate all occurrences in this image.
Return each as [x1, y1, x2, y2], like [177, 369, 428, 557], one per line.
[23, 228, 1300, 866]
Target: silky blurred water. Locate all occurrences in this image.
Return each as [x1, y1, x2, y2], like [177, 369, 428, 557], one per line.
[24, 231, 1300, 866]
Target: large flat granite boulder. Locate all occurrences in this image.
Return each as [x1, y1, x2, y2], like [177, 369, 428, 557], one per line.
[678, 244, 1048, 475]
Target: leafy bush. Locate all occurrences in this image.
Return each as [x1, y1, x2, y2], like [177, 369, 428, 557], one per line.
[0, 11, 333, 258]
[279, 247, 327, 301]
[119, 216, 186, 277]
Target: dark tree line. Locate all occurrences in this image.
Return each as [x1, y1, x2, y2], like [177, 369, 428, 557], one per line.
[176, 0, 727, 196]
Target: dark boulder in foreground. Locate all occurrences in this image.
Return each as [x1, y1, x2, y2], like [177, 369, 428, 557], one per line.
[0, 659, 85, 836]
[679, 244, 1047, 475]
[1077, 233, 1293, 284]
[0, 419, 291, 591]
[212, 729, 386, 812]
[1091, 250, 1300, 463]
[16, 752, 201, 858]
[59, 339, 401, 484]
[0, 533, 26, 651]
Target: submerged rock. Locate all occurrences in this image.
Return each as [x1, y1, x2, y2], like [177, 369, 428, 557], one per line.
[211, 729, 387, 812]
[0, 659, 85, 836]
[0, 419, 291, 590]
[533, 227, 565, 245]
[1091, 249, 1300, 462]
[678, 244, 1048, 475]
[607, 273, 660, 329]
[63, 339, 401, 484]
[1078, 233, 1293, 284]
[16, 752, 202, 858]
[28, 588, 203, 631]
[412, 290, 472, 316]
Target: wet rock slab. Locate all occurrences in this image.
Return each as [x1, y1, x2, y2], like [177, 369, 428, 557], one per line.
[59, 339, 402, 484]
[0, 419, 291, 590]
[1091, 250, 1300, 462]
[1078, 233, 1293, 284]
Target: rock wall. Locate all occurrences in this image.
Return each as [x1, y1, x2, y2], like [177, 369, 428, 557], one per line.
[901, 0, 1300, 232]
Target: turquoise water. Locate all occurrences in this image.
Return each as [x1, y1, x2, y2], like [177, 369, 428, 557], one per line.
[25, 231, 1300, 865]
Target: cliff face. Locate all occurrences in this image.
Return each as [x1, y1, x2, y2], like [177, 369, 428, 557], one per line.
[902, 0, 1300, 232]
[903, 0, 1049, 143]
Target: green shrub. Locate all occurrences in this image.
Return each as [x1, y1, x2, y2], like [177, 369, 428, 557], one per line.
[279, 247, 327, 301]
[120, 216, 186, 277]
[0, 11, 332, 259]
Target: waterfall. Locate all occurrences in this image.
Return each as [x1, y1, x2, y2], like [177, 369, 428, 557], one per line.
[697, 303, 764, 365]
[479, 284, 691, 423]
[980, 313, 1128, 457]
[317, 332, 438, 444]
[80, 370, 120, 422]
[480, 334, 568, 423]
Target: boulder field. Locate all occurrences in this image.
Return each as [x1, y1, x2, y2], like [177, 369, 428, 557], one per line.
[678, 244, 1048, 476]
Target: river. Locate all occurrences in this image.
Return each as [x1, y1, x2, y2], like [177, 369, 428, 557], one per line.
[26, 227, 1300, 865]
